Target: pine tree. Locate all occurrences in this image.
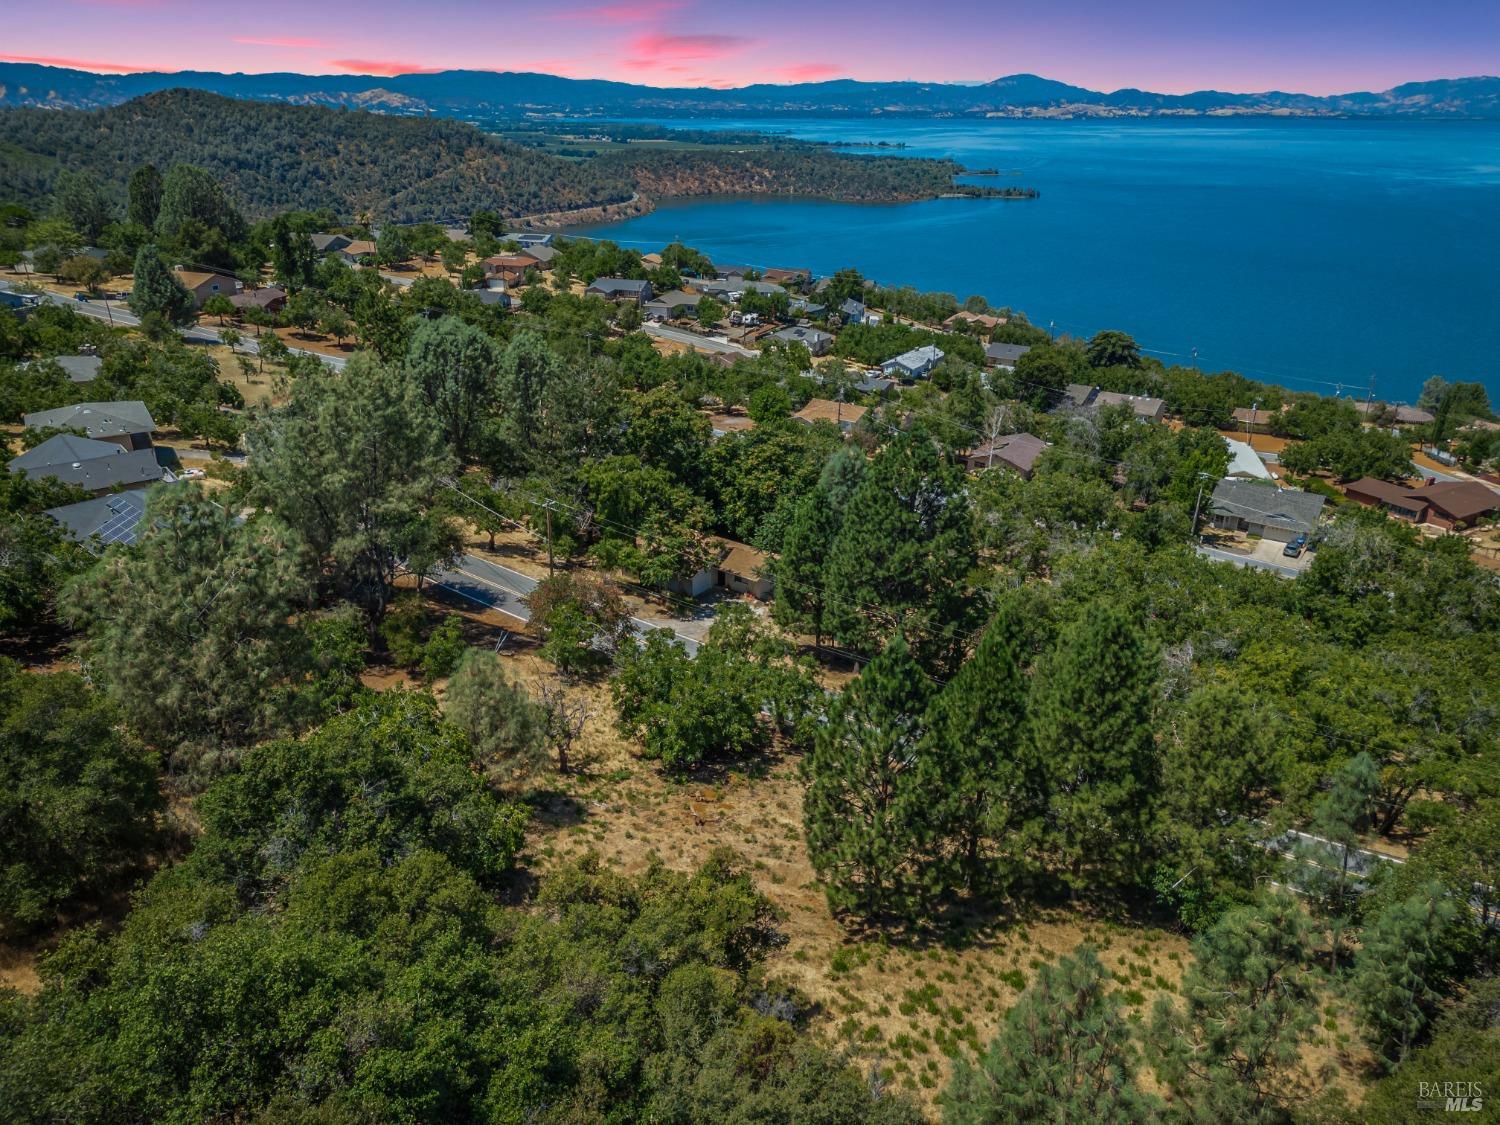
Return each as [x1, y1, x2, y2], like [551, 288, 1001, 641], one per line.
[405, 315, 502, 460]
[802, 634, 939, 919]
[129, 243, 195, 327]
[1147, 893, 1319, 1122]
[155, 163, 246, 242]
[444, 649, 548, 786]
[922, 602, 1037, 895]
[1028, 603, 1159, 894]
[822, 428, 977, 672]
[50, 170, 113, 245]
[1297, 751, 1380, 971]
[772, 488, 839, 647]
[1350, 884, 1460, 1071]
[127, 163, 163, 230]
[943, 946, 1157, 1124]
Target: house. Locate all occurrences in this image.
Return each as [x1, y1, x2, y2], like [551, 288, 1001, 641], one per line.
[1344, 478, 1498, 530]
[714, 539, 774, 600]
[1060, 383, 1098, 410]
[310, 233, 353, 255]
[229, 286, 287, 314]
[1343, 477, 1432, 523]
[838, 297, 882, 326]
[21, 353, 101, 383]
[23, 401, 156, 450]
[1223, 436, 1274, 480]
[472, 288, 512, 309]
[337, 240, 377, 265]
[586, 278, 653, 304]
[768, 326, 833, 356]
[1208, 479, 1326, 542]
[1371, 479, 1496, 530]
[789, 297, 827, 318]
[762, 267, 811, 287]
[483, 254, 540, 285]
[501, 231, 554, 248]
[882, 345, 945, 380]
[1231, 406, 1277, 430]
[173, 269, 240, 310]
[1093, 391, 1167, 423]
[708, 413, 756, 438]
[1393, 405, 1436, 427]
[853, 375, 898, 394]
[793, 398, 867, 433]
[45, 489, 152, 551]
[519, 243, 557, 268]
[945, 311, 1007, 331]
[983, 342, 1030, 370]
[8, 432, 166, 493]
[643, 290, 701, 320]
[1461, 418, 1500, 433]
[965, 432, 1050, 477]
[698, 278, 785, 301]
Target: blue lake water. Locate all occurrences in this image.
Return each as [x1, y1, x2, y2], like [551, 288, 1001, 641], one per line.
[570, 118, 1500, 404]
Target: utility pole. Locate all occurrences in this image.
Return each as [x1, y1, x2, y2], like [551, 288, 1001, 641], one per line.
[1190, 471, 1213, 541]
[543, 502, 555, 579]
[1245, 398, 1259, 446]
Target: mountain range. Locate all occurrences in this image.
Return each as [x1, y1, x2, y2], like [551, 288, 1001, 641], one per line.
[2, 63, 1498, 118]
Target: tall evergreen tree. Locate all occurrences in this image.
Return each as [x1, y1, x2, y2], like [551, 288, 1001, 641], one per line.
[1350, 884, 1460, 1071]
[1155, 684, 1278, 928]
[1028, 603, 1159, 894]
[803, 634, 938, 919]
[772, 486, 840, 647]
[62, 489, 314, 777]
[129, 243, 195, 327]
[943, 946, 1157, 1124]
[822, 428, 977, 672]
[268, 213, 316, 292]
[922, 602, 1037, 894]
[50, 170, 113, 245]
[1297, 751, 1380, 971]
[1148, 893, 1319, 1122]
[155, 163, 246, 242]
[126, 163, 163, 230]
[244, 354, 457, 623]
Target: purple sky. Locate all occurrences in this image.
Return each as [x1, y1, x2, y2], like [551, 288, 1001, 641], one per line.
[4, 0, 1497, 92]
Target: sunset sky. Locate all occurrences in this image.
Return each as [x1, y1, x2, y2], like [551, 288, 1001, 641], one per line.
[4, 0, 1497, 93]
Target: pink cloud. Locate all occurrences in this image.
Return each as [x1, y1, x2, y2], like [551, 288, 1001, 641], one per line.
[624, 31, 755, 69]
[0, 53, 155, 73]
[233, 36, 330, 49]
[550, 0, 687, 23]
[328, 58, 443, 76]
[774, 62, 844, 82]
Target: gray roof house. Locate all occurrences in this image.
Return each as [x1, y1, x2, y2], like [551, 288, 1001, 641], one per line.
[586, 278, 653, 303]
[984, 342, 1031, 370]
[46, 489, 153, 551]
[1208, 479, 1326, 543]
[838, 298, 879, 326]
[769, 326, 833, 356]
[8, 433, 166, 493]
[23, 401, 156, 450]
[644, 289, 702, 320]
[881, 345, 945, 380]
[1093, 391, 1167, 423]
[1061, 383, 1098, 409]
[965, 432, 1051, 478]
[21, 354, 102, 383]
[310, 233, 353, 255]
[502, 232, 554, 248]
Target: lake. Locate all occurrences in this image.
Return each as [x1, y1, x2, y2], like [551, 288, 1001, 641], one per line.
[570, 117, 1500, 404]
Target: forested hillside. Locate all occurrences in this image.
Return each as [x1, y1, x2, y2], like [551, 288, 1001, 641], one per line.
[0, 90, 633, 223]
[0, 89, 1000, 223]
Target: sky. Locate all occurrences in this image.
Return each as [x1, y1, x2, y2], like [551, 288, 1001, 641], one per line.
[3, 0, 1498, 93]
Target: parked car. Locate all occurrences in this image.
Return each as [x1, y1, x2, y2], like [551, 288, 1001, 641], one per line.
[73, 292, 90, 301]
[1283, 533, 1308, 558]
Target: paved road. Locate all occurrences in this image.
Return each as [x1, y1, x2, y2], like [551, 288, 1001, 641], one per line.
[642, 322, 758, 358]
[1196, 544, 1302, 579]
[2, 279, 347, 371]
[428, 554, 704, 656]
